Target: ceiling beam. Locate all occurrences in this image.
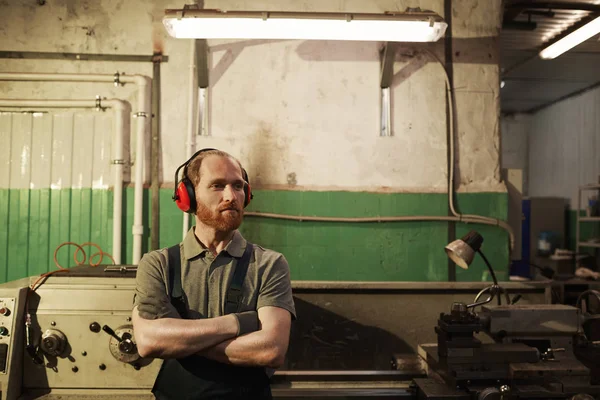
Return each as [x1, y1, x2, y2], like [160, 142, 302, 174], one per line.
[506, 2, 600, 12]
[526, 79, 600, 113]
[502, 13, 600, 77]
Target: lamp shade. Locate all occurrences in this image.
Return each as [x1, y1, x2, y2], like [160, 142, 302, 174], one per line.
[163, 9, 448, 42]
[444, 231, 484, 270]
[445, 240, 474, 270]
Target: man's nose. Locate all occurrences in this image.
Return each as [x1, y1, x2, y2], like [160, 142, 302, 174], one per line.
[222, 184, 236, 202]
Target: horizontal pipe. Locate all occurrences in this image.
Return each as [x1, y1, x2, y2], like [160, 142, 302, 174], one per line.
[0, 98, 127, 110]
[290, 280, 552, 290]
[0, 50, 168, 63]
[0, 72, 141, 84]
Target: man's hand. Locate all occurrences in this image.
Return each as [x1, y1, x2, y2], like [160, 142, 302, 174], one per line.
[199, 306, 292, 368]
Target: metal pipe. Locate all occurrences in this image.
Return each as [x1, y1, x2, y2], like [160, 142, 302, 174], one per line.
[422, 51, 516, 253]
[151, 56, 161, 251]
[183, 40, 198, 239]
[133, 76, 151, 264]
[0, 72, 152, 264]
[244, 211, 515, 229]
[0, 98, 130, 264]
[0, 50, 169, 63]
[111, 101, 129, 264]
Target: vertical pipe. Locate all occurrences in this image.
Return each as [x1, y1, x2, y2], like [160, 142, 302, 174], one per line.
[183, 39, 198, 240]
[151, 55, 161, 251]
[111, 101, 127, 264]
[133, 76, 151, 264]
[444, 0, 456, 282]
[198, 88, 207, 137]
[196, 39, 209, 137]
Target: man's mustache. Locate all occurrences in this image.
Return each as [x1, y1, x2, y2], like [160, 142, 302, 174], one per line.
[218, 202, 241, 212]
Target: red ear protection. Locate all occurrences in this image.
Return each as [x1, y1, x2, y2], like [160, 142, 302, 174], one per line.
[241, 169, 253, 208]
[174, 177, 197, 213]
[173, 148, 253, 214]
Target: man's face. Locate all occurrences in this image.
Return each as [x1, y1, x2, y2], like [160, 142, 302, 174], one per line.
[194, 155, 245, 232]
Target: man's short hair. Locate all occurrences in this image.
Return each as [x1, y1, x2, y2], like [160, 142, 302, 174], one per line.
[186, 149, 243, 187]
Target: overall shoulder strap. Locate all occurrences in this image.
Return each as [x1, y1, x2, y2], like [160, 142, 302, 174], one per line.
[224, 242, 253, 315]
[167, 244, 188, 318]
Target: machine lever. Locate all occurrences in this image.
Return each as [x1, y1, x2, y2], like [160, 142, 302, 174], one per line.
[102, 325, 123, 342]
[541, 347, 566, 361]
[25, 312, 44, 364]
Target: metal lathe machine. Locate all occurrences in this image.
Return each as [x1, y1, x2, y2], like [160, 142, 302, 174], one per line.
[1, 264, 600, 399]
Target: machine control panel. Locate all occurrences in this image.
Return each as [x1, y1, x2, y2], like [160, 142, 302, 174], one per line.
[0, 298, 15, 374]
[21, 275, 160, 396]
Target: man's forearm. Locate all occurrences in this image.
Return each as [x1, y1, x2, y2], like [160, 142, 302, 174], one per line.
[200, 330, 285, 368]
[133, 308, 239, 359]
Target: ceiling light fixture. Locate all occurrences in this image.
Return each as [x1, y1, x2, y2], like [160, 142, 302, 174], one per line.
[539, 15, 600, 59]
[163, 9, 448, 42]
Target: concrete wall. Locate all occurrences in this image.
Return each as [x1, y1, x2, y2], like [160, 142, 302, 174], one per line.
[0, 0, 509, 282]
[501, 113, 530, 195]
[0, 0, 503, 190]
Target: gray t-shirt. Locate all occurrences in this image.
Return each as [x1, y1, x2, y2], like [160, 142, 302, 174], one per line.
[134, 228, 296, 321]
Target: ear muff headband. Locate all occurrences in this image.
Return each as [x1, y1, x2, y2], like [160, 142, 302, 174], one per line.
[172, 148, 253, 213]
[241, 169, 253, 208]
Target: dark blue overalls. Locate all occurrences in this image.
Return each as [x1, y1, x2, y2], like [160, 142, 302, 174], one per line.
[151, 243, 272, 400]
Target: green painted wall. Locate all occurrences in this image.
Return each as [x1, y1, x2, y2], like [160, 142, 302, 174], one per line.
[0, 188, 508, 283]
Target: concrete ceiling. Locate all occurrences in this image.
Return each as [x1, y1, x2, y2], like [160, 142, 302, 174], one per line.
[501, 0, 600, 114]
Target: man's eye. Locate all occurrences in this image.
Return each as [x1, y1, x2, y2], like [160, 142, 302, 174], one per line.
[234, 183, 245, 190]
[211, 184, 224, 189]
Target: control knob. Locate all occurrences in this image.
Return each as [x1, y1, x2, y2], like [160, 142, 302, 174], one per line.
[103, 324, 140, 363]
[40, 329, 67, 356]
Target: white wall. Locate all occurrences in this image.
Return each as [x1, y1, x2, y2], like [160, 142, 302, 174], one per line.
[0, 111, 119, 190]
[0, 0, 504, 192]
[528, 87, 600, 208]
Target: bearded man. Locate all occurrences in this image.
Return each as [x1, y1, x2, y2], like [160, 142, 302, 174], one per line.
[132, 149, 296, 400]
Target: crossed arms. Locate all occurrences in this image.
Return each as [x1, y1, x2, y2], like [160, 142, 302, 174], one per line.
[132, 305, 292, 368]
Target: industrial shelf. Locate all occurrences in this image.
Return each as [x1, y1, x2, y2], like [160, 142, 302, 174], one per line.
[580, 217, 600, 222]
[576, 184, 600, 256]
[580, 184, 600, 190]
[578, 241, 600, 248]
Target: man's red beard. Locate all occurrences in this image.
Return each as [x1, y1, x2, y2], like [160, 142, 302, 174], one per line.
[196, 200, 243, 232]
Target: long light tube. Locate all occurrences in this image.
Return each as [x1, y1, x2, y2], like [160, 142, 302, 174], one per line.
[163, 10, 447, 42]
[540, 16, 600, 59]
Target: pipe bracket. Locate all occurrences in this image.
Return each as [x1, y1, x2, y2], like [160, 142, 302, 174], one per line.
[113, 72, 124, 87]
[95, 95, 106, 112]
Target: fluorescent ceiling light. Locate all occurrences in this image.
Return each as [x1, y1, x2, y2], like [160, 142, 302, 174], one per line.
[539, 16, 600, 59]
[163, 9, 448, 42]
